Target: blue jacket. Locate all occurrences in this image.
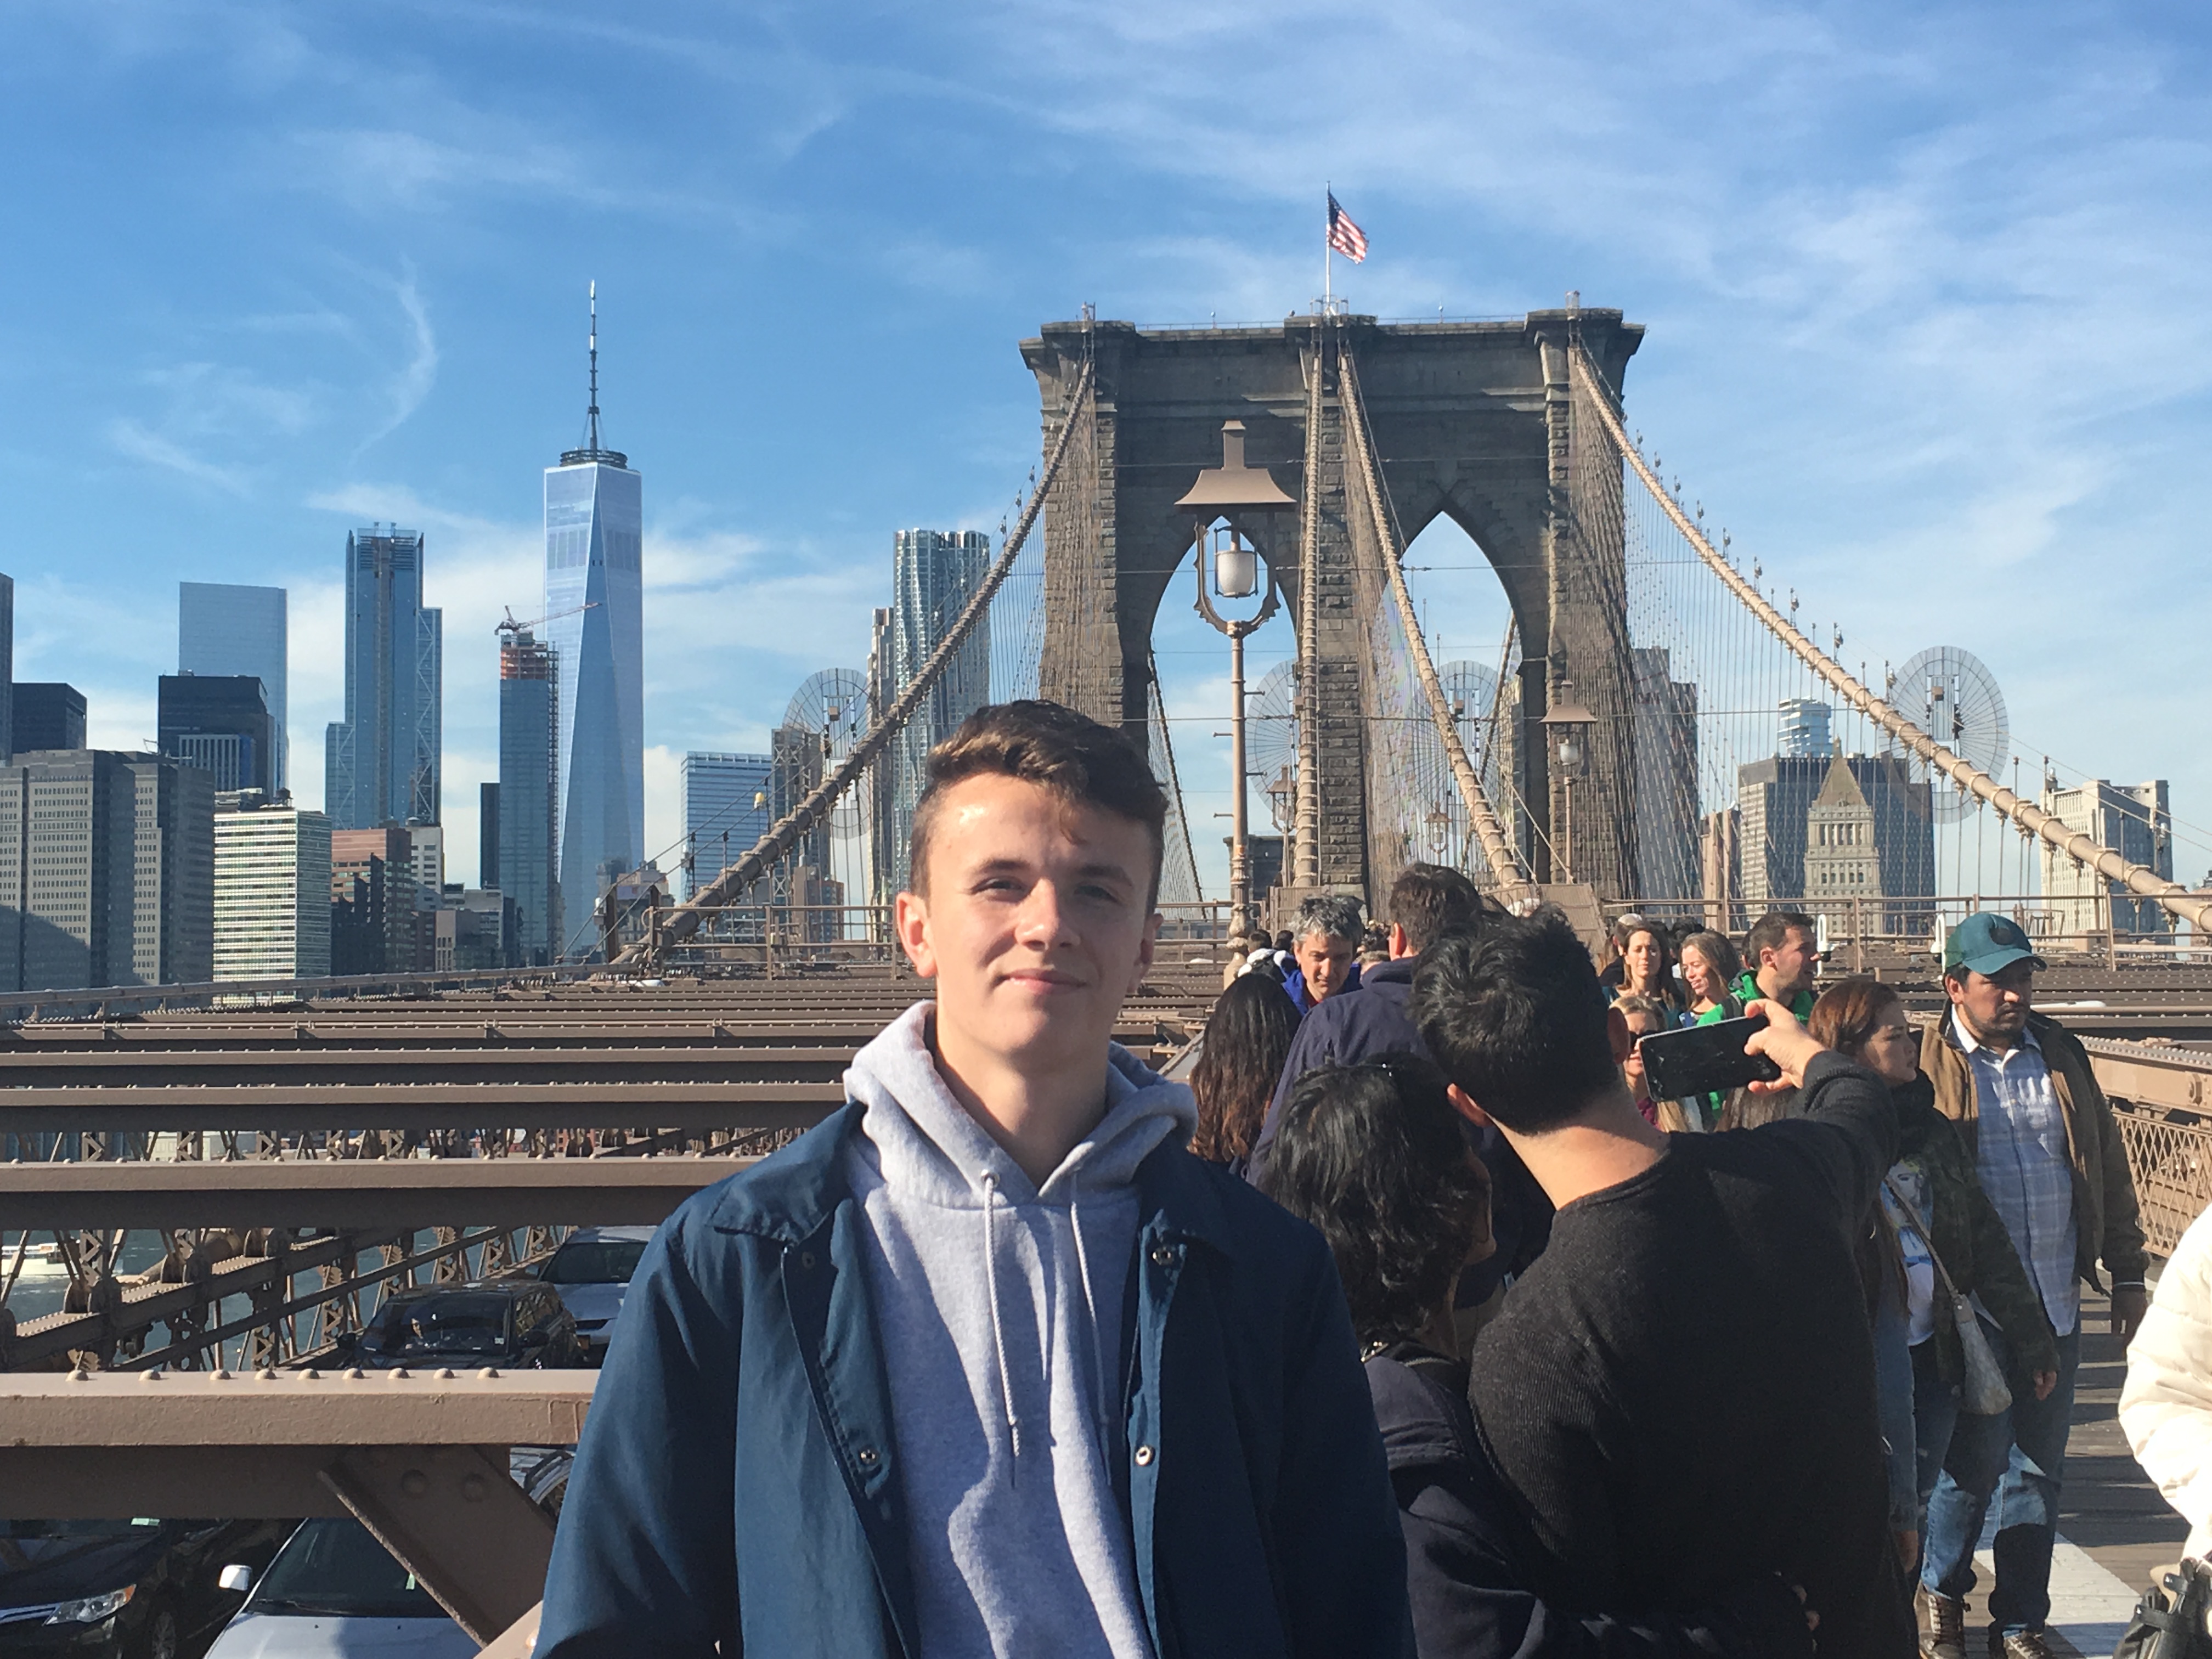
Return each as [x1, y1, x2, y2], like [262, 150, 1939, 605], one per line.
[537, 1102, 1412, 1659]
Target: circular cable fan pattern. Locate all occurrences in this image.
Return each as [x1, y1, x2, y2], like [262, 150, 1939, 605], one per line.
[1892, 646, 2007, 825]
[1248, 661, 1299, 823]
[783, 668, 871, 841]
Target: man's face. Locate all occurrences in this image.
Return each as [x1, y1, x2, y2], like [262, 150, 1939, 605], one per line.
[1760, 927, 1818, 998]
[895, 774, 1159, 1079]
[1946, 959, 2034, 1048]
[1295, 932, 1356, 1002]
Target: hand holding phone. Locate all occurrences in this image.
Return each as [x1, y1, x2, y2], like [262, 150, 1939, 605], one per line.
[1638, 1013, 1783, 1102]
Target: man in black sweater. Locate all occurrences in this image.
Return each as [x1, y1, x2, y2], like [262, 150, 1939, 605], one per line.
[1411, 911, 1913, 1658]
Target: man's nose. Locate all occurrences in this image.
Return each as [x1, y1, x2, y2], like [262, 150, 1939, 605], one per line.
[1015, 884, 1074, 947]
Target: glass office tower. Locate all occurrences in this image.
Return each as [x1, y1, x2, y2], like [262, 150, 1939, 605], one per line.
[159, 675, 274, 794]
[680, 752, 772, 900]
[180, 583, 288, 791]
[498, 624, 562, 964]
[545, 453, 642, 950]
[876, 529, 991, 896]
[325, 529, 442, 829]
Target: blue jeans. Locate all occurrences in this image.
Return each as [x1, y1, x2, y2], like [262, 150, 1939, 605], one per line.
[1920, 1321, 2081, 1634]
[1909, 1336, 1962, 1532]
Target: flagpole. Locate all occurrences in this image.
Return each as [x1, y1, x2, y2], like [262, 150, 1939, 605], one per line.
[1323, 184, 1332, 310]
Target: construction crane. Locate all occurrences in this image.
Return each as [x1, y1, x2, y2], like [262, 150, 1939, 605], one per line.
[496, 601, 596, 637]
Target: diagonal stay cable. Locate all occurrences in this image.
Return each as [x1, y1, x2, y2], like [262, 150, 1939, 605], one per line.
[1569, 343, 2212, 937]
[1335, 344, 1535, 898]
[614, 357, 1097, 969]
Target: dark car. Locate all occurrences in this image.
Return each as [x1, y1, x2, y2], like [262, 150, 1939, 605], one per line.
[0, 1518, 289, 1659]
[335, 1281, 581, 1370]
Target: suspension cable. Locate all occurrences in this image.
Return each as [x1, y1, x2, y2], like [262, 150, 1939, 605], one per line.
[1292, 327, 1325, 889]
[1568, 343, 2212, 936]
[1335, 345, 1534, 896]
[614, 357, 1098, 969]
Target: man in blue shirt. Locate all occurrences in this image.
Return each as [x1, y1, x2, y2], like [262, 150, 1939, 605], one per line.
[1916, 912, 2148, 1659]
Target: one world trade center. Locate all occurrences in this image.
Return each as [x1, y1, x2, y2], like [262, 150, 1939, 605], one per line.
[545, 284, 643, 956]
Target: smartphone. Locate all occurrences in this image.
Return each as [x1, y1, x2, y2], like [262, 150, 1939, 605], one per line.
[1638, 1013, 1784, 1101]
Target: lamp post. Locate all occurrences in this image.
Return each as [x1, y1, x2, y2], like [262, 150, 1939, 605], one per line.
[1177, 421, 1296, 933]
[1541, 680, 1596, 885]
[1427, 803, 1452, 860]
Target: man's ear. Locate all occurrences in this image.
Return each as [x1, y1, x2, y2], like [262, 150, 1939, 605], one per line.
[1128, 909, 1162, 996]
[1444, 1082, 1492, 1131]
[894, 890, 938, 979]
[1389, 922, 1412, 958]
[1605, 1003, 1633, 1065]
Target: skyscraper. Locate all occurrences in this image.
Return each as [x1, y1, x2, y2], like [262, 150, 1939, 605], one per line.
[680, 752, 771, 902]
[0, 573, 16, 768]
[12, 684, 85, 753]
[180, 583, 288, 791]
[0, 751, 213, 990]
[498, 623, 562, 964]
[2042, 778, 2173, 938]
[159, 675, 274, 795]
[1739, 752, 1933, 928]
[875, 529, 990, 897]
[325, 528, 442, 830]
[545, 287, 643, 944]
[1777, 698, 1833, 760]
[213, 795, 332, 981]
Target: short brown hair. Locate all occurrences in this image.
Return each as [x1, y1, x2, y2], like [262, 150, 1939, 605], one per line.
[1808, 977, 1903, 1062]
[908, 700, 1168, 902]
[1388, 863, 1492, 955]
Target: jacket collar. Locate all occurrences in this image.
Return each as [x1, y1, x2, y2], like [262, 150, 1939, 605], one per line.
[1946, 1008, 2044, 1061]
[1361, 956, 1417, 988]
[701, 1101, 865, 1246]
[1134, 1135, 1242, 1261]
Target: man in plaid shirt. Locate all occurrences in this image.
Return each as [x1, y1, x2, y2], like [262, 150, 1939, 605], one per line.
[1916, 913, 2148, 1659]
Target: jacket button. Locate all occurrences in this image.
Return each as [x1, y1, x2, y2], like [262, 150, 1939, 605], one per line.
[857, 1447, 879, 1467]
[1149, 1245, 1175, 1268]
[1133, 1444, 1154, 1466]
[799, 1251, 816, 1270]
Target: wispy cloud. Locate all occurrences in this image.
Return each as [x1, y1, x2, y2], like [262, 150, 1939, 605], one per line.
[106, 417, 251, 495]
[354, 264, 439, 452]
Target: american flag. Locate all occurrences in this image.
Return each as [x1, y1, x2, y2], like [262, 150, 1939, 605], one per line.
[1327, 193, 1368, 263]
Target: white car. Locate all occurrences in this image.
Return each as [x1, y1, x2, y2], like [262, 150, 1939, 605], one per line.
[537, 1226, 656, 1364]
[203, 1519, 474, 1659]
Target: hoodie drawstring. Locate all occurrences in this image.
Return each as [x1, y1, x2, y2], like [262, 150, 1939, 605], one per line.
[1068, 1169, 1112, 1453]
[979, 1172, 1024, 1459]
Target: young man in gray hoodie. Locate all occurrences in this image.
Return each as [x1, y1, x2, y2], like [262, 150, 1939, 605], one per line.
[538, 700, 1408, 1659]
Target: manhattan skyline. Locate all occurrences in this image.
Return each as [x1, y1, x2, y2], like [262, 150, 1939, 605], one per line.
[4, 4, 2210, 899]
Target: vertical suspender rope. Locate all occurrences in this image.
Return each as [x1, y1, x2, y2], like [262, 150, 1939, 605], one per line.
[1567, 344, 2212, 938]
[1335, 345, 1535, 898]
[615, 357, 1098, 969]
[1292, 326, 1326, 890]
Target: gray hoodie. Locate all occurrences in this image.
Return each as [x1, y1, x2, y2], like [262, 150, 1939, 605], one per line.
[841, 1002, 1198, 1659]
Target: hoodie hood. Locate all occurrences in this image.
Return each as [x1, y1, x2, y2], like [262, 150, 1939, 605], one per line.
[843, 1002, 1196, 1210]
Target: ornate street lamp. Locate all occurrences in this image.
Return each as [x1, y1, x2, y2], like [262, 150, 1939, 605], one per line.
[1541, 680, 1597, 885]
[1177, 421, 1296, 932]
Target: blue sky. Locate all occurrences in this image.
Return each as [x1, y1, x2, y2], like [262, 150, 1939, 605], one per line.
[3, 1, 2208, 896]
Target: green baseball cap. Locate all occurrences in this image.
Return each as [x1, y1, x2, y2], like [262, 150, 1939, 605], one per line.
[1944, 912, 2047, 978]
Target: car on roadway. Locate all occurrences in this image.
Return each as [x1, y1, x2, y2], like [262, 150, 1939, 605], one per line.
[201, 1518, 472, 1659]
[333, 1281, 582, 1372]
[533, 1227, 654, 1365]
[0, 1517, 288, 1659]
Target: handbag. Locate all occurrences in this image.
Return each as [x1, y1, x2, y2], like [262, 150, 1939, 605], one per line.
[2114, 1560, 2212, 1659]
[1882, 1174, 2012, 1417]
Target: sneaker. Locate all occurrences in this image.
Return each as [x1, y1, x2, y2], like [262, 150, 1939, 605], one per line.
[1991, 1632, 2053, 1659]
[1917, 1588, 1965, 1659]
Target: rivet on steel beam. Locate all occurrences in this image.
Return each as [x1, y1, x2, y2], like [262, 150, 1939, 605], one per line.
[479, 1367, 500, 1379]
[346, 1367, 366, 1379]
[68, 1367, 90, 1382]
[437, 1368, 456, 1379]
[258, 1368, 279, 1380]
[304, 1369, 323, 1379]
[400, 1470, 428, 1497]
[212, 1369, 232, 1380]
[143, 1369, 163, 1383]
[391, 1367, 410, 1379]
[461, 1474, 489, 1502]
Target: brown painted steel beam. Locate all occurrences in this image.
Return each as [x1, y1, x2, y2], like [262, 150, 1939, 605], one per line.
[0, 1046, 855, 1086]
[0, 1154, 754, 1231]
[0, 1080, 845, 1134]
[0, 1370, 594, 1643]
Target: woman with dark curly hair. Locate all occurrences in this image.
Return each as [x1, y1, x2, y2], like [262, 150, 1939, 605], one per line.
[1189, 974, 1300, 1171]
[1268, 1057, 1815, 1658]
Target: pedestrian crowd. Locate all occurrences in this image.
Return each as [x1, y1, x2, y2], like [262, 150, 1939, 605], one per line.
[533, 699, 2155, 1659]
